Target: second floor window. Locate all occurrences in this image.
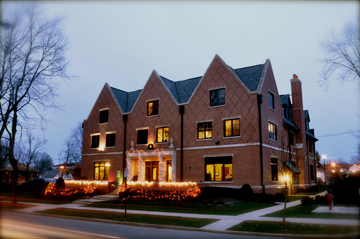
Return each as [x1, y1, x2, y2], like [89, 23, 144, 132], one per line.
[137, 129, 148, 145]
[268, 122, 277, 140]
[308, 141, 313, 153]
[269, 92, 274, 110]
[91, 135, 100, 148]
[106, 133, 116, 147]
[99, 109, 108, 124]
[147, 100, 159, 116]
[210, 88, 225, 107]
[157, 127, 169, 143]
[198, 122, 212, 139]
[224, 119, 240, 137]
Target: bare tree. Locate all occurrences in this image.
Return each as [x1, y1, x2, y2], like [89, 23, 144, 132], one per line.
[69, 122, 83, 165]
[33, 152, 53, 176]
[318, 22, 360, 90]
[0, 139, 9, 170]
[0, 3, 69, 203]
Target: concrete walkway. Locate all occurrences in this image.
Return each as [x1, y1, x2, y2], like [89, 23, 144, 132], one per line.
[9, 191, 360, 232]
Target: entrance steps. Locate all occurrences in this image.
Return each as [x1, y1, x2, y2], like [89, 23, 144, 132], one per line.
[73, 190, 119, 204]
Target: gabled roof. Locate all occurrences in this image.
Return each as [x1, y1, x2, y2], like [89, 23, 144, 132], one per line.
[110, 87, 142, 113]
[43, 169, 59, 179]
[3, 163, 38, 172]
[280, 94, 291, 106]
[230, 64, 265, 92]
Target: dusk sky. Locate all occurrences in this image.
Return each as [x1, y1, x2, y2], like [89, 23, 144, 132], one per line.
[3, 1, 359, 165]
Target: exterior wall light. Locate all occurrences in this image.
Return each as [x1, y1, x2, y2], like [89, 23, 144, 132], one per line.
[148, 144, 154, 150]
[105, 162, 110, 167]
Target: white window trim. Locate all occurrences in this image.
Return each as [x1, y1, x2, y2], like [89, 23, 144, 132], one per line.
[156, 126, 170, 143]
[146, 98, 160, 103]
[208, 86, 226, 91]
[222, 116, 241, 121]
[196, 119, 213, 124]
[136, 127, 149, 131]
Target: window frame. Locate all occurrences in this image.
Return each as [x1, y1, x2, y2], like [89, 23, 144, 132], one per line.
[205, 157, 232, 182]
[147, 100, 159, 116]
[224, 118, 240, 137]
[271, 157, 278, 181]
[90, 134, 100, 148]
[210, 88, 225, 107]
[310, 164, 314, 181]
[99, 109, 109, 124]
[268, 121, 277, 141]
[94, 161, 110, 180]
[269, 91, 275, 110]
[156, 127, 170, 143]
[197, 122, 213, 140]
[106, 132, 116, 147]
[136, 129, 148, 145]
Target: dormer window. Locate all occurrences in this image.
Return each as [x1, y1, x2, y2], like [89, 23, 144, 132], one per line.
[269, 92, 274, 110]
[99, 109, 108, 124]
[210, 88, 225, 107]
[147, 100, 159, 116]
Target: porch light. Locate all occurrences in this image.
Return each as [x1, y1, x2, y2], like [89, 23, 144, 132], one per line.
[283, 175, 289, 184]
[99, 144, 105, 151]
[148, 144, 154, 150]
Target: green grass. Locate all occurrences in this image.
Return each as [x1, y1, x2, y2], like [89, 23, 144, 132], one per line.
[295, 185, 328, 196]
[0, 201, 36, 211]
[85, 200, 272, 215]
[38, 208, 216, 228]
[263, 205, 359, 220]
[286, 196, 302, 202]
[228, 221, 358, 235]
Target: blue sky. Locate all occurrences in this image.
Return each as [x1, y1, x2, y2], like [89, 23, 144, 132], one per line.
[3, 1, 359, 164]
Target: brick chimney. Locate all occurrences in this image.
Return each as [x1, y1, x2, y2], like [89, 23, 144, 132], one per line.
[291, 74, 303, 110]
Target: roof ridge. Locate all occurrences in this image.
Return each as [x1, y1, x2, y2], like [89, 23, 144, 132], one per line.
[234, 63, 265, 70]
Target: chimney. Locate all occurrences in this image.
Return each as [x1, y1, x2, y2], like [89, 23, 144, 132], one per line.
[291, 74, 303, 109]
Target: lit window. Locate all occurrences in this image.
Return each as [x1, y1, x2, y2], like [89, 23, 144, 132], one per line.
[156, 127, 169, 143]
[268, 122, 277, 140]
[147, 100, 159, 116]
[94, 162, 110, 180]
[91, 135, 100, 148]
[137, 129, 148, 145]
[224, 119, 240, 137]
[269, 92, 274, 110]
[106, 133, 115, 147]
[271, 157, 278, 181]
[198, 122, 212, 139]
[99, 109, 108, 124]
[210, 88, 225, 107]
[205, 157, 232, 181]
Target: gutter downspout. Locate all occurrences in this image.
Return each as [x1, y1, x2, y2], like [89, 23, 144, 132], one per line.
[122, 115, 128, 184]
[257, 94, 265, 194]
[179, 105, 185, 182]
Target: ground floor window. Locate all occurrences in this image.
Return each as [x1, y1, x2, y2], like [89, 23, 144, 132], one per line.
[271, 157, 278, 181]
[145, 161, 159, 182]
[205, 156, 232, 181]
[166, 161, 172, 182]
[94, 162, 110, 180]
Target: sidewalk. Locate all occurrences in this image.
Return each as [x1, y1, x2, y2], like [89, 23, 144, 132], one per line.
[10, 191, 360, 231]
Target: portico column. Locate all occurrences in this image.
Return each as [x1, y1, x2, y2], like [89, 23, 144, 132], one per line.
[158, 156, 165, 182]
[138, 156, 145, 182]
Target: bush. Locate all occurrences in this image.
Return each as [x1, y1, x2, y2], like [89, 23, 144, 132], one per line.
[55, 177, 65, 189]
[308, 185, 320, 193]
[200, 187, 240, 200]
[314, 194, 328, 205]
[301, 196, 313, 206]
[329, 174, 360, 205]
[19, 178, 47, 193]
[274, 193, 285, 202]
[239, 184, 254, 201]
[252, 193, 275, 204]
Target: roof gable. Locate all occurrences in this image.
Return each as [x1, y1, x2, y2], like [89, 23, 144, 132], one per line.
[110, 87, 141, 113]
[230, 64, 265, 92]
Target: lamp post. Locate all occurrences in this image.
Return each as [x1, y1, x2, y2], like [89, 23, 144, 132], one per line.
[322, 155, 327, 184]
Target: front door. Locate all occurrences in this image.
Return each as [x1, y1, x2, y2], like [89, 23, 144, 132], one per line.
[145, 161, 159, 182]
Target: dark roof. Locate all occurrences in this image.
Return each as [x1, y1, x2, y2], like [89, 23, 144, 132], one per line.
[283, 117, 299, 132]
[230, 64, 265, 92]
[159, 76, 201, 104]
[3, 163, 38, 172]
[280, 94, 291, 106]
[110, 87, 142, 113]
[286, 162, 300, 174]
[43, 169, 58, 179]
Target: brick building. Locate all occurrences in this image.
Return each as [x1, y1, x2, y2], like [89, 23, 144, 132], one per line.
[81, 55, 318, 194]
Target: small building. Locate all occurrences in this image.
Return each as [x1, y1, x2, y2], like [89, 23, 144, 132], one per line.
[0, 163, 38, 185]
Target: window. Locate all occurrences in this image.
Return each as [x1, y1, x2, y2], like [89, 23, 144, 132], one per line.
[271, 157, 278, 181]
[99, 109, 108, 124]
[91, 135, 100, 148]
[156, 127, 169, 143]
[224, 119, 240, 137]
[210, 88, 225, 107]
[166, 161, 172, 182]
[310, 164, 314, 181]
[94, 162, 110, 180]
[205, 157, 232, 181]
[268, 122, 277, 140]
[308, 141, 313, 153]
[197, 122, 212, 139]
[106, 133, 115, 147]
[289, 131, 294, 145]
[269, 92, 274, 110]
[147, 100, 159, 116]
[137, 129, 148, 145]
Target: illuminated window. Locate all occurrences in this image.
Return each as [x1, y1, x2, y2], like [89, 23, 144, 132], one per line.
[106, 133, 115, 147]
[210, 88, 225, 107]
[137, 129, 148, 145]
[91, 135, 99, 148]
[145, 161, 159, 182]
[99, 109, 108, 124]
[94, 162, 110, 180]
[269, 92, 274, 110]
[205, 157, 232, 181]
[271, 157, 278, 181]
[268, 122, 277, 140]
[147, 100, 159, 116]
[224, 119, 240, 137]
[166, 161, 172, 182]
[156, 127, 169, 143]
[198, 122, 212, 139]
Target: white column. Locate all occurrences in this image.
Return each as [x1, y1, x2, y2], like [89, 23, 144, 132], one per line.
[158, 156, 165, 182]
[126, 155, 131, 181]
[171, 151, 176, 182]
[138, 156, 145, 182]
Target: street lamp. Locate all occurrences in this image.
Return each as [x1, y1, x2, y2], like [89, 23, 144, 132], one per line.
[322, 155, 327, 184]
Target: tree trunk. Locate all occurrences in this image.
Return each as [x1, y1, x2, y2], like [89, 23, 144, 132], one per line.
[11, 164, 18, 204]
[282, 181, 287, 223]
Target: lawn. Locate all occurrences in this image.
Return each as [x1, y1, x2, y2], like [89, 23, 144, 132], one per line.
[262, 205, 359, 220]
[228, 221, 358, 235]
[85, 200, 272, 216]
[38, 208, 216, 228]
[0, 201, 36, 211]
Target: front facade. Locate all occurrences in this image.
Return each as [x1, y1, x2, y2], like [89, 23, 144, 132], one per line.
[81, 55, 318, 194]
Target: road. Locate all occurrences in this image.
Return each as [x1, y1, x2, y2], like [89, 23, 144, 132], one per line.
[1, 211, 285, 239]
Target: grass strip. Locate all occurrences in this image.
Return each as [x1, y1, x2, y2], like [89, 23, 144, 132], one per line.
[38, 208, 217, 228]
[0, 202, 36, 211]
[85, 201, 272, 216]
[228, 221, 357, 235]
[263, 205, 359, 220]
